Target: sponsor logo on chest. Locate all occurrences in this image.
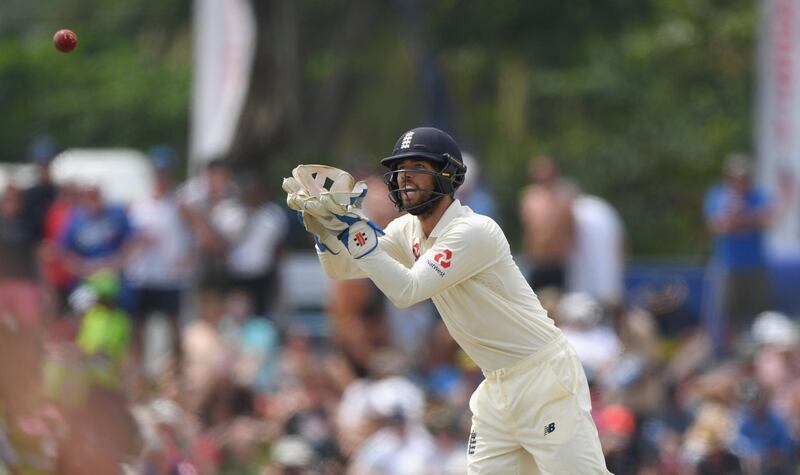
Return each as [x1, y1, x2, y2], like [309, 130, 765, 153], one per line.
[412, 241, 421, 260]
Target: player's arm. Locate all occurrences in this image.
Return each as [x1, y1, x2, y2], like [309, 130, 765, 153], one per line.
[282, 163, 408, 280]
[703, 186, 735, 235]
[314, 215, 406, 280]
[354, 221, 500, 308]
[315, 232, 366, 279]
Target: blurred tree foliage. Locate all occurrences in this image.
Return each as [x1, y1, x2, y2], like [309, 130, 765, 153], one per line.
[0, 0, 192, 168]
[0, 0, 755, 256]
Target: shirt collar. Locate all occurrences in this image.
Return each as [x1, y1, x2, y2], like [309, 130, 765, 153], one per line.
[428, 199, 465, 238]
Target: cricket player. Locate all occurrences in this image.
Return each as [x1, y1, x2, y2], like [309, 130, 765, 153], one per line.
[285, 127, 611, 474]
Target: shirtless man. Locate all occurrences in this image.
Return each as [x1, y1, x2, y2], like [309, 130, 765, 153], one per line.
[518, 155, 576, 292]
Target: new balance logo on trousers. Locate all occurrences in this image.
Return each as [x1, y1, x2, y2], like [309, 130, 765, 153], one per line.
[468, 430, 477, 455]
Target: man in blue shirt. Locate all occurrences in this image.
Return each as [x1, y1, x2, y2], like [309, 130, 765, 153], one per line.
[704, 154, 774, 353]
[735, 381, 796, 474]
[61, 184, 134, 309]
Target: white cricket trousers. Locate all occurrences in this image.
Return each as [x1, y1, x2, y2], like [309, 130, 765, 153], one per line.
[467, 335, 611, 474]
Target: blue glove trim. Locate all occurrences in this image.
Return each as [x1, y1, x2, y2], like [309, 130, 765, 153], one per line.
[354, 239, 380, 259]
[333, 213, 361, 226]
[337, 227, 351, 249]
[350, 188, 368, 206]
[301, 211, 339, 255]
[365, 219, 385, 236]
[313, 234, 339, 255]
[336, 219, 385, 246]
[356, 220, 384, 258]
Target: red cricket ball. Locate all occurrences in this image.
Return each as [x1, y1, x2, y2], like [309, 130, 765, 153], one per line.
[53, 29, 78, 53]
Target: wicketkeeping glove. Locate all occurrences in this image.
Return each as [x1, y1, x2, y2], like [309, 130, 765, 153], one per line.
[282, 165, 366, 233]
[317, 190, 384, 259]
[282, 164, 384, 259]
[291, 210, 336, 254]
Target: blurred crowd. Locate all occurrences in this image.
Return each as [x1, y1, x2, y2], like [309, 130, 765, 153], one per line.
[0, 139, 798, 475]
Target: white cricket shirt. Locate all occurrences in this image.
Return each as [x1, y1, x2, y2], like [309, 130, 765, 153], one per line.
[318, 200, 560, 372]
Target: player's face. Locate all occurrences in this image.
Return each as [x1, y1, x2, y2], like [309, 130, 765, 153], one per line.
[396, 159, 437, 209]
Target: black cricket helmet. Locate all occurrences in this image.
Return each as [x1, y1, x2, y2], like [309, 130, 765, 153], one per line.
[380, 127, 467, 214]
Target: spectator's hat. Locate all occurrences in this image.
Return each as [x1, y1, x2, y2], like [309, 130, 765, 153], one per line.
[368, 376, 425, 423]
[271, 436, 315, 468]
[149, 398, 183, 427]
[557, 292, 603, 326]
[752, 311, 799, 347]
[148, 145, 176, 173]
[28, 135, 57, 164]
[597, 404, 635, 437]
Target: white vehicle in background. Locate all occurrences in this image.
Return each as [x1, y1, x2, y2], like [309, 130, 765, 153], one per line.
[0, 163, 38, 191]
[0, 148, 155, 206]
[50, 148, 155, 205]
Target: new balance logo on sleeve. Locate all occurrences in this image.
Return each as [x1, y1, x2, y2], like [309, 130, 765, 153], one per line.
[544, 422, 556, 436]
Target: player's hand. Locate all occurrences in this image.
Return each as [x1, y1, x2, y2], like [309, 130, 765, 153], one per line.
[282, 164, 367, 233]
[283, 164, 383, 258]
[296, 210, 342, 254]
[336, 219, 384, 259]
[314, 186, 384, 259]
[299, 209, 328, 237]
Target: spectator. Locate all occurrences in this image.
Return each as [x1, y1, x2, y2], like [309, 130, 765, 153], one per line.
[682, 401, 742, 473]
[703, 153, 774, 355]
[0, 185, 41, 326]
[213, 175, 288, 317]
[457, 152, 498, 221]
[75, 270, 133, 389]
[750, 311, 800, 425]
[39, 182, 80, 314]
[269, 436, 318, 474]
[596, 404, 639, 475]
[181, 289, 229, 412]
[735, 380, 796, 474]
[126, 147, 193, 375]
[426, 407, 468, 475]
[348, 408, 436, 475]
[567, 190, 626, 312]
[518, 154, 576, 292]
[177, 158, 238, 290]
[347, 378, 435, 475]
[21, 135, 59, 243]
[327, 270, 391, 378]
[218, 290, 281, 394]
[555, 292, 622, 383]
[60, 183, 135, 296]
[327, 174, 401, 376]
[133, 397, 196, 475]
[336, 351, 419, 458]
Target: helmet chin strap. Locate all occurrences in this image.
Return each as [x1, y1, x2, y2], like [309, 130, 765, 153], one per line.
[395, 186, 449, 216]
[403, 190, 446, 216]
[384, 168, 455, 215]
